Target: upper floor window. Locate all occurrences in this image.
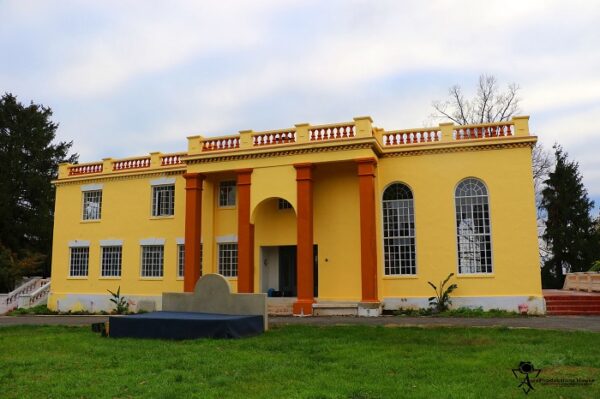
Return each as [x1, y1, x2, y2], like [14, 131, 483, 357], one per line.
[152, 185, 175, 216]
[455, 178, 492, 274]
[69, 246, 89, 277]
[218, 243, 238, 277]
[382, 183, 416, 275]
[82, 190, 102, 220]
[219, 181, 236, 207]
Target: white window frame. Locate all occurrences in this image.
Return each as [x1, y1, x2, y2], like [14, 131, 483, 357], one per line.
[152, 184, 175, 217]
[382, 183, 417, 276]
[454, 178, 493, 275]
[69, 246, 89, 277]
[100, 245, 122, 277]
[82, 190, 102, 220]
[218, 242, 238, 277]
[218, 181, 236, 207]
[140, 245, 164, 278]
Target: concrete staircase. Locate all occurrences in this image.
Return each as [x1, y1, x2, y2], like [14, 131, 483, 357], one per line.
[0, 277, 51, 314]
[544, 291, 600, 315]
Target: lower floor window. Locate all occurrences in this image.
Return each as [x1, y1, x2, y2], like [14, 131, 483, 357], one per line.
[101, 246, 122, 277]
[141, 245, 164, 277]
[218, 243, 238, 277]
[69, 247, 89, 277]
[177, 244, 203, 278]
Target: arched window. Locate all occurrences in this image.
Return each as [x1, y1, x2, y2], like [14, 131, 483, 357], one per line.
[383, 183, 416, 275]
[455, 178, 492, 274]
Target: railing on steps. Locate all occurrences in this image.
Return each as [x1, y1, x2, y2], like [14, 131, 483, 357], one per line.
[563, 272, 600, 293]
[17, 281, 51, 308]
[0, 277, 50, 314]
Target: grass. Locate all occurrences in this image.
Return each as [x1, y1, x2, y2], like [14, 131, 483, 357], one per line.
[0, 325, 598, 398]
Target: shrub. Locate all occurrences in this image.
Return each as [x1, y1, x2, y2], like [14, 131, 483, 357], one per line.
[428, 273, 458, 313]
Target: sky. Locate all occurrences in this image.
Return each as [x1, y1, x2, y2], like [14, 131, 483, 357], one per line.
[1, 0, 599, 208]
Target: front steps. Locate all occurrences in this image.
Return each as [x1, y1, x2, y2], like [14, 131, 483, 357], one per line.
[267, 298, 365, 316]
[0, 277, 51, 314]
[544, 291, 600, 315]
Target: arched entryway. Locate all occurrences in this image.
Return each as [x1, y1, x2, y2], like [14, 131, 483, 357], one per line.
[251, 197, 318, 298]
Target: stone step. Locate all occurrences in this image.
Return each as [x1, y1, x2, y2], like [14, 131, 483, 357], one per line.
[313, 302, 358, 316]
[546, 310, 600, 315]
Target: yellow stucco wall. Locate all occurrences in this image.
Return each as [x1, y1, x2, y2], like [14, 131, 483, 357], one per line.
[49, 172, 187, 309]
[377, 146, 541, 300]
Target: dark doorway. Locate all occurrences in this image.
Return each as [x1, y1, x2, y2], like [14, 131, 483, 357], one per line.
[278, 245, 319, 298]
[279, 246, 296, 297]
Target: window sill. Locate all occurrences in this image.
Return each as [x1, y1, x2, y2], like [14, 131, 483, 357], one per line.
[217, 206, 236, 210]
[150, 215, 175, 220]
[139, 277, 164, 281]
[67, 276, 88, 280]
[457, 274, 495, 279]
[99, 276, 121, 280]
[80, 220, 101, 224]
[382, 275, 419, 280]
[176, 277, 184, 281]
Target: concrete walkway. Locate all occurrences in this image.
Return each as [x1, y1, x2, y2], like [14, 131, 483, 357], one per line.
[2, 314, 600, 332]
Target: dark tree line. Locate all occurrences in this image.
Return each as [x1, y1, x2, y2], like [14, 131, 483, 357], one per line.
[541, 146, 600, 287]
[0, 93, 77, 292]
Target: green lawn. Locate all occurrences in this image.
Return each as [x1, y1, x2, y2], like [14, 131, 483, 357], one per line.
[0, 324, 598, 398]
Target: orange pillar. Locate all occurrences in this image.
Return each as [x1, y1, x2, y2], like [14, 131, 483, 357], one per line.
[183, 173, 204, 292]
[293, 163, 315, 315]
[237, 169, 254, 293]
[356, 158, 379, 303]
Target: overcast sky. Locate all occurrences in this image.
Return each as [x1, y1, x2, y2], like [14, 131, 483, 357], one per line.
[1, 0, 599, 208]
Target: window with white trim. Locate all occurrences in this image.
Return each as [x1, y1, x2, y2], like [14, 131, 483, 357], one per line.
[69, 247, 89, 277]
[82, 190, 102, 220]
[177, 244, 203, 278]
[218, 243, 238, 277]
[383, 183, 416, 275]
[141, 245, 164, 277]
[219, 181, 236, 207]
[455, 178, 492, 274]
[101, 246, 122, 277]
[152, 185, 175, 217]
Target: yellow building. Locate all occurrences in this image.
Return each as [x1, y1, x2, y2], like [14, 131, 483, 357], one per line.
[49, 115, 543, 315]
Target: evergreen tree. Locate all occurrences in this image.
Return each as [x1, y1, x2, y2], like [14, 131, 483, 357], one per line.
[0, 93, 78, 291]
[541, 145, 599, 288]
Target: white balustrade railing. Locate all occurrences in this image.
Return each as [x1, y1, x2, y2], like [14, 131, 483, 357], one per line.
[68, 163, 103, 176]
[113, 157, 151, 171]
[309, 124, 356, 141]
[383, 130, 442, 146]
[453, 123, 513, 140]
[18, 281, 51, 308]
[253, 131, 296, 146]
[161, 154, 184, 166]
[1, 277, 49, 313]
[202, 136, 240, 151]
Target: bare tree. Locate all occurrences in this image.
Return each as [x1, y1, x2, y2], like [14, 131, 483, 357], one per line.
[431, 74, 553, 265]
[432, 75, 520, 125]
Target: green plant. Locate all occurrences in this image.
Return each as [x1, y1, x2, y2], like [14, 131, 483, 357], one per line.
[107, 286, 129, 314]
[428, 273, 458, 313]
[7, 305, 58, 316]
[589, 260, 600, 272]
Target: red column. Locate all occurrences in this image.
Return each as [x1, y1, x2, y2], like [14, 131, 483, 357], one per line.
[237, 169, 254, 293]
[293, 163, 315, 315]
[356, 158, 379, 303]
[183, 173, 205, 292]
